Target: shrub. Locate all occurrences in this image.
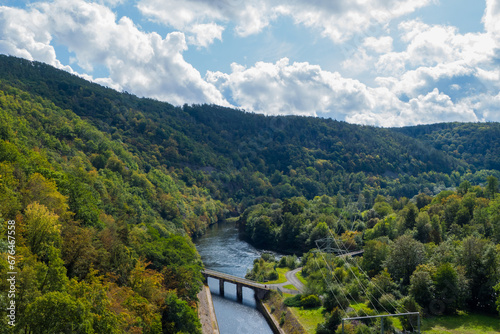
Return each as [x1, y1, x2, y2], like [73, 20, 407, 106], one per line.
[268, 270, 279, 281]
[300, 295, 321, 309]
[284, 294, 302, 307]
[279, 311, 286, 326]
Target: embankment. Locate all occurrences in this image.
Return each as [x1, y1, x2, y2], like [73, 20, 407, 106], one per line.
[197, 284, 220, 334]
[258, 291, 307, 334]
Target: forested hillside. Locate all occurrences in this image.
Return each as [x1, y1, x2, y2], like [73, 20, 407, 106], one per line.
[1, 55, 498, 209]
[0, 55, 499, 333]
[0, 78, 223, 332]
[396, 122, 500, 170]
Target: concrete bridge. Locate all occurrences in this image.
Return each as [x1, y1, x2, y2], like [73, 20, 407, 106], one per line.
[202, 250, 364, 302]
[202, 269, 271, 301]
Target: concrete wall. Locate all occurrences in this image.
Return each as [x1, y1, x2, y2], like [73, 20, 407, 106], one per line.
[197, 284, 220, 334]
[256, 297, 287, 334]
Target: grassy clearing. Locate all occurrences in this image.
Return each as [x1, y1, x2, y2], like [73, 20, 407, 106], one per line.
[265, 267, 290, 284]
[289, 306, 325, 334]
[283, 284, 298, 290]
[297, 270, 308, 285]
[421, 312, 500, 334]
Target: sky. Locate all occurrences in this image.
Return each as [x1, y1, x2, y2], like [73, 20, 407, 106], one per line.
[1, 0, 499, 127]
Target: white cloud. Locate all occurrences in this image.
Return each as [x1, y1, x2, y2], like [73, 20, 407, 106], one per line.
[465, 92, 500, 121]
[346, 89, 478, 127]
[207, 58, 373, 118]
[374, 18, 497, 105]
[483, 0, 500, 36]
[364, 36, 393, 53]
[208, 58, 486, 127]
[0, 6, 72, 72]
[0, 0, 228, 106]
[137, 0, 275, 44]
[187, 23, 224, 48]
[1, 0, 499, 127]
[137, 0, 431, 43]
[275, 0, 430, 43]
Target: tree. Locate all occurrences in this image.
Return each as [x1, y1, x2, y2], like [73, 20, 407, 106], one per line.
[415, 212, 431, 243]
[457, 180, 471, 196]
[403, 203, 418, 230]
[361, 240, 389, 277]
[386, 235, 425, 286]
[366, 270, 399, 309]
[487, 175, 499, 198]
[494, 282, 500, 316]
[433, 263, 467, 314]
[409, 265, 435, 309]
[316, 307, 342, 334]
[459, 237, 499, 311]
[24, 202, 61, 256]
[161, 292, 201, 334]
[22, 173, 69, 218]
[24, 291, 93, 334]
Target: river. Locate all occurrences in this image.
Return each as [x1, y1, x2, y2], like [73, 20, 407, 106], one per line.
[194, 221, 275, 334]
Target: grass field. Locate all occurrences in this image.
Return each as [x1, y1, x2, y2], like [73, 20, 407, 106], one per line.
[265, 267, 290, 284]
[289, 306, 325, 334]
[347, 304, 499, 334]
[421, 312, 500, 334]
[283, 284, 298, 290]
[297, 270, 308, 285]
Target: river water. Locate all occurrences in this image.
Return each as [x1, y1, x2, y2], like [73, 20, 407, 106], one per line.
[194, 222, 275, 334]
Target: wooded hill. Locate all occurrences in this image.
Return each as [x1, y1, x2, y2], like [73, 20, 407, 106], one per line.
[0, 54, 499, 333]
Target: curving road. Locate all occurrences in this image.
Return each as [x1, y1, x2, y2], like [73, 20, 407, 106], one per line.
[266, 267, 305, 295]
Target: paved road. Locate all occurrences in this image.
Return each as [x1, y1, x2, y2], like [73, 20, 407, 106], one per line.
[284, 267, 305, 293]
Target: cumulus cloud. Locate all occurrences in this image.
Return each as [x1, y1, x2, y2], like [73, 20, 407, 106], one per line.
[1, 0, 499, 127]
[187, 23, 224, 48]
[0, 6, 71, 72]
[0, 0, 228, 106]
[373, 16, 498, 111]
[207, 58, 487, 127]
[137, 0, 430, 44]
[483, 0, 500, 36]
[364, 36, 393, 53]
[207, 58, 373, 118]
[137, 0, 273, 45]
[275, 0, 430, 43]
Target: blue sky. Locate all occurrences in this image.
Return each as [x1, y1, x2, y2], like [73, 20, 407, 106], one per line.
[1, 0, 499, 126]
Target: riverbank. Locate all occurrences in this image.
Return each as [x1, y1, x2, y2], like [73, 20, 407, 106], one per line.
[260, 291, 307, 334]
[197, 284, 220, 334]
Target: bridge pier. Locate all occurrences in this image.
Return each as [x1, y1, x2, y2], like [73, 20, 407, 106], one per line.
[202, 269, 270, 303]
[236, 284, 243, 302]
[219, 279, 224, 296]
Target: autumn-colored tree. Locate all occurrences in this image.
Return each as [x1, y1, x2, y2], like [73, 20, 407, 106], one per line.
[22, 173, 69, 218]
[24, 202, 61, 256]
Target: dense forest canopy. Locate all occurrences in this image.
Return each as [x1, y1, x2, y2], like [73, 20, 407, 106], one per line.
[0, 54, 499, 333]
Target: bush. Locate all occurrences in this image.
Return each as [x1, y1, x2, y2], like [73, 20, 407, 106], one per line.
[268, 270, 279, 281]
[279, 311, 286, 326]
[284, 294, 302, 307]
[300, 295, 321, 309]
[316, 308, 342, 334]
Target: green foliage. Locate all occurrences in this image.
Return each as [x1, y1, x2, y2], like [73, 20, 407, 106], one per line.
[300, 294, 321, 309]
[2, 55, 500, 333]
[284, 294, 303, 307]
[24, 291, 93, 334]
[409, 265, 435, 310]
[315, 307, 342, 334]
[161, 292, 201, 334]
[385, 235, 425, 286]
[24, 202, 61, 256]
